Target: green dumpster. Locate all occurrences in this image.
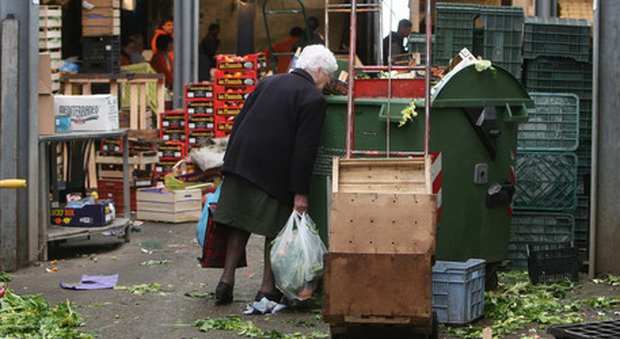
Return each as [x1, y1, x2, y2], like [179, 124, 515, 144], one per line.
[309, 64, 533, 268]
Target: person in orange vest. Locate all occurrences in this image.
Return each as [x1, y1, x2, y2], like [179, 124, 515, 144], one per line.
[151, 17, 174, 64]
[267, 26, 303, 73]
[151, 35, 174, 88]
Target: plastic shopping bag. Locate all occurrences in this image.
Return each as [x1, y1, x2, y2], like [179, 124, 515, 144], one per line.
[270, 211, 327, 301]
[196, 185, 221, 247]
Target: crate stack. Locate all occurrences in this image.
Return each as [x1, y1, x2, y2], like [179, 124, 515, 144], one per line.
[39, 5, 62, 94]
[520, 17, 593, 255]
[97, 138, 157, 215]
[508, 93, 580, 269]
[82, 0, 121, 73]
[157, 109, 190, 179]
[433, 3, 524, 79]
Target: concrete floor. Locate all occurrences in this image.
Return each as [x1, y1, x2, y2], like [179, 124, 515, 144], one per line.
[8, 221, 329, 338]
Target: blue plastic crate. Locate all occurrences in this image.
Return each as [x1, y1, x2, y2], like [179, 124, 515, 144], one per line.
[508, 212, 574, 269]
[432, 259, 485, 324]
[523, 17, 591, 62]
[518, 93, 579, 151]
[514, 152, 578, 211]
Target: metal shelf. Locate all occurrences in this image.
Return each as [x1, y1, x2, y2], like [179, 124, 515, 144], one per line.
[47, 218, 130, 242]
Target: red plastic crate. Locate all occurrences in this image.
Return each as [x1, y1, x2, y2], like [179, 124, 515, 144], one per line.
[353, 78, 425, 98]
[97, 179, 138, 214]
[213, 84, 255, 101]
[160, 128, 187, 142]
[214, 69, 257, 87]
[160, 111, 187, 129]
[155, 159, 182, 174]
[185, 82, 214, 99]
[187, 114, 215, 130]
[214, 100, 244, 116]
[157, 141, 187, 159]
[216, 53, 266, 71]
[185, 99, 214, 114]
[187, 129, 215, 146]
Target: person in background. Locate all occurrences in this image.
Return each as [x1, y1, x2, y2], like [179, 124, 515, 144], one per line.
[200, 23, 221, 80]
[267, 26, 303, 73]
[383, 19, 412, 65]
[212, 45, 337, 306]
[151, 17, 174, 63]
[293, 17, 325, 51]
[151, 35, 174, 88]
[121, 34, 146, 66]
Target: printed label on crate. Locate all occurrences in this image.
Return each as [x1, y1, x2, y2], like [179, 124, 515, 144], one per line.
[215, 106, 243, 116]
[160, 128, 186, 142]
[186, 100, 214, 114]
[188, 115, 215, 129]
[188, 129, 215, 145]
[185, 83, 213, 99]
[157, 142, 186, 159]
[160, 112, 186, 128]
[217, 122, 234, 132]
[216, 91, 251, 101]
[100, 138, 122, 154]
[215, 101, 244, 116]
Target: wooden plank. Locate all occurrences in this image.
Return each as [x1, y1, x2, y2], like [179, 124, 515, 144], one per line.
[333, 157, 432, 194]
[156, 79, 165, 123]
[87, 142, 97, 189]
[96, 154, 159, 165]
[129, 84, 138, 129]
[139, 83, 147, 129]
[329, 193, 436, 254]
[82, 26, 120, 37]
[322, 253, 433, 333]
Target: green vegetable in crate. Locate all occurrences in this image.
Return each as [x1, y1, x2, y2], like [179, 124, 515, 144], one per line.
[270, 212, 326, 301]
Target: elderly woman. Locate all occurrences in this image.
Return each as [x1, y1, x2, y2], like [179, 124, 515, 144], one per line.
[212, 44, 337, 305]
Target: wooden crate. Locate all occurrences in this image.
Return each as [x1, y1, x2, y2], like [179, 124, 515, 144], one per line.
[332, 157, 431, 194]
[329, 193, 436, 254]
[136, 188, 202, 223]
[323, 253, 433, 332]
[85, 0, 121, 7]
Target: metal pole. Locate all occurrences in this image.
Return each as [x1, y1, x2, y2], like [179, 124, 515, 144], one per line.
[345, 0, 358, 159]
[534, 0, 557, 17]
[386, 0, 393, 157]
[237, 2, 255, 56]
[424, 0, 432, 155]
[173, 0, 199, 109]
[588, 0, 600, 280]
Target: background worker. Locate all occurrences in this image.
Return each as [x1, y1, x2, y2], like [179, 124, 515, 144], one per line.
[293, 17, 325, 51]
[150, 35, 174, 88]
[211, 45, 337, 306]
[200, 23, 221, 80]
[267, 26, 303, 73]
[151, 17, 174, 63]
[383, 19, 412, 64]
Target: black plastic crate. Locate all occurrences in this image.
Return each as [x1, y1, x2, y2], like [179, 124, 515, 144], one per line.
[527, 243, 579, 284]
[547, 320, 620, 338]
[82, 36, 121, 74]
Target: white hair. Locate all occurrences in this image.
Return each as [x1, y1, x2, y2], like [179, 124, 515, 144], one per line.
[296, 44, 338, 75]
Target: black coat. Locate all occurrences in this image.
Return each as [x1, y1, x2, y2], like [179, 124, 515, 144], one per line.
[222, 69, 326, 206]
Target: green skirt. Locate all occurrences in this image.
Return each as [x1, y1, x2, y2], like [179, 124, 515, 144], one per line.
[212, 173, 292, 239]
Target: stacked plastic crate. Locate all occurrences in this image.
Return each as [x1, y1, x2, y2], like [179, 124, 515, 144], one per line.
[39, 5, 62, 94]
[433, 3, 524, 79]
[157, 109, 190, 179]
[521, 17, 592, 254]
[81, 0, 121, 73]
[509, 93, 580, 269]
[212, 53, 266, 138]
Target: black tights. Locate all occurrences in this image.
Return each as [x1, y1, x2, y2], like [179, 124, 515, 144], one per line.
[219, 226, 277, 294]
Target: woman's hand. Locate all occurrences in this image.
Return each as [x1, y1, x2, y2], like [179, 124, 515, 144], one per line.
[294, 194, 308, 213]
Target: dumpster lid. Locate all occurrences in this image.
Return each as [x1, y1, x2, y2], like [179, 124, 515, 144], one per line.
[431, 64, 534, 109]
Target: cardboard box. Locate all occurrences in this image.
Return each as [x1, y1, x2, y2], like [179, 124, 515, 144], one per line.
[39, 94, 55, 135]
[50, 201, 114, 227]
[39, 53, 52, 94]
[137, 188, 202, 223]
[185, 99, 214, 114]
[54, 95, 119, 131]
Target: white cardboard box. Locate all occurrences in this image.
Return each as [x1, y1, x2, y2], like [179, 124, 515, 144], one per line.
[54, 95, 119, 132]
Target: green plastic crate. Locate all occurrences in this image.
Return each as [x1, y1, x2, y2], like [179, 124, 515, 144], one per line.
[514, 152, 578, 211]
[407, 33, 434, 64]
[518, 93, 579, 151]
[480, 5, 524, 79]
[523, 17, 591, 62]
[524, 57, 592, 99]
[434, 3, 480, 65]
[508, 212, 574, 269]
[574, 195, 589, 250]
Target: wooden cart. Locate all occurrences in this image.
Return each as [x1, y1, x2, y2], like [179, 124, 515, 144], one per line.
[323, 158, 438, 338]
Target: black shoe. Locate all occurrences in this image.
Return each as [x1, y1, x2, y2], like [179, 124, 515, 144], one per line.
[215, 282, 233, 305]
[254, 289, 283, 303]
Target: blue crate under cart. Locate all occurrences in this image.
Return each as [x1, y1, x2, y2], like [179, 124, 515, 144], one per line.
[432, 259, 485, 324]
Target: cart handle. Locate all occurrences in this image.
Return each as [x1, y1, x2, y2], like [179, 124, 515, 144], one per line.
[0, 179, 27, 189]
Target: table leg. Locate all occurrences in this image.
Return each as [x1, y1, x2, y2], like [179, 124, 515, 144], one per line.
[130, 84, 138, 130]
[139, 83, 147, 129]
[122, 133, 130, 219]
